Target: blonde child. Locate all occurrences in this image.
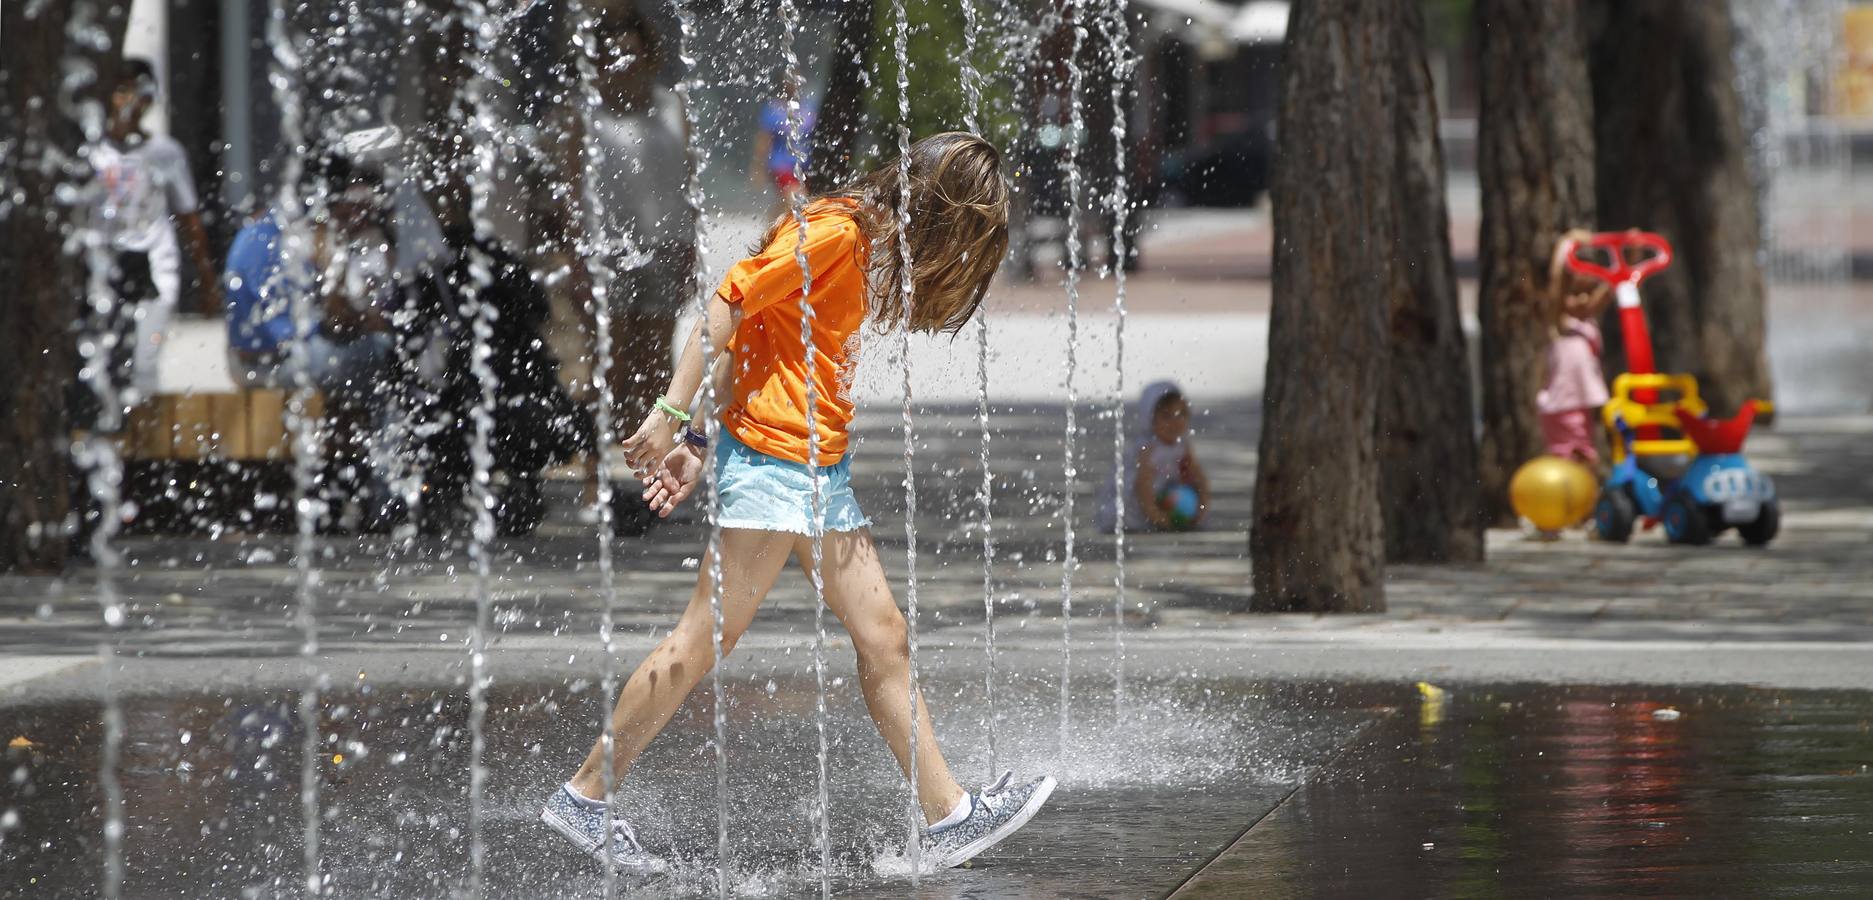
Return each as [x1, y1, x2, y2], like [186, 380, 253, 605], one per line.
[1539, 229, 1614, 464]
[539, 132, 1055, 873]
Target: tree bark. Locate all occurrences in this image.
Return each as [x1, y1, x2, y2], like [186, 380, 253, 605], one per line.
[1378, 0, 1483, 564]
[0, 0, 130, 573]
[1249, 0, 1396, 613]
[1586, 0, 1772, 416]
[806, 0, 876, 193]
[1474, 0, 1598, 525]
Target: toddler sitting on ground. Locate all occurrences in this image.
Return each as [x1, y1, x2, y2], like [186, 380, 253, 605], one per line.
[1098, 380, 1210, 533]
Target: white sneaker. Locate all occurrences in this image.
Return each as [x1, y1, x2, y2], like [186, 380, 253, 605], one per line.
[539, 785, 670, 874]
[920, 771, 1057, 871]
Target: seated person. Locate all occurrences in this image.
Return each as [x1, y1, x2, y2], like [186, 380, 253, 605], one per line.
[1097, 381, 1211, 533]
[223, 132, 405, 525]
[223, 154, 396, 394]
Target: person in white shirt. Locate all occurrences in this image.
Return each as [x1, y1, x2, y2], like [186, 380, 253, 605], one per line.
[86, 58, 222, 404]
[555, 9, 698, 534]
[1097, 381, 1212, 533]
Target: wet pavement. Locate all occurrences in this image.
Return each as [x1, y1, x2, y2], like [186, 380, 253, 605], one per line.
[7, 675, 1873, 896]
[1177, 684, 1873, 898]
[1, 671, 1360, 898]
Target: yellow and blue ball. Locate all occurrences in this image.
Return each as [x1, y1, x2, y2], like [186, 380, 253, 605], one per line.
[1160, 483, 1201, 531]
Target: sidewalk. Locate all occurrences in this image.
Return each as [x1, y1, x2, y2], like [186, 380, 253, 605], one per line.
[5, 399, 1870, 689]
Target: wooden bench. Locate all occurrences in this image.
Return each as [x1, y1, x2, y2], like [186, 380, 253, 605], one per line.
[118, 388, 323, 462]
[109, 319, 327, 532]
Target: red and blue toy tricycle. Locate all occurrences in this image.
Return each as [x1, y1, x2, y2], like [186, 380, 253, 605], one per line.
[1562, 231, 1780, 547]
[1593, 373, 1779, 545]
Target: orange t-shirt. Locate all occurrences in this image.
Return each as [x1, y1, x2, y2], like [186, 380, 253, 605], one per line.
[714, 200, 868, 465]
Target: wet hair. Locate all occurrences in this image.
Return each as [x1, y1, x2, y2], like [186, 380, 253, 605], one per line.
[760, 131, 1010, 336]
[1153, 388, 1187, 417]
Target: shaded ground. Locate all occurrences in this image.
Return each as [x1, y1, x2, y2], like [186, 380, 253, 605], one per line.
[3, 404, 1871, 660]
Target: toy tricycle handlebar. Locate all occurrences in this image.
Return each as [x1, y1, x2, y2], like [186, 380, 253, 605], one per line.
[1562, 231, 1674, 286]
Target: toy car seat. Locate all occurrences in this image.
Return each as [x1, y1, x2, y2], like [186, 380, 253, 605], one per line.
[1602, 372, 1706, 478]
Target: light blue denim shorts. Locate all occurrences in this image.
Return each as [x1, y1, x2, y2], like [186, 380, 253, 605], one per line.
[714, 430, 871, 535]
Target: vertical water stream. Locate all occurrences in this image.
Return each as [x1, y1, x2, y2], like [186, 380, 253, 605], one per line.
[1100, 0, 1134, 721]
[666, 3, 733, 895]
[1057, 0, 1089, 761]
[776, 1, 832, 893]
[565, 4, 624, 893]
[888, 0, 927, 878]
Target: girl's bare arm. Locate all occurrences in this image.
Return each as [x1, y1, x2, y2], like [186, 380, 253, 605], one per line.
[622, 291, 739, 471]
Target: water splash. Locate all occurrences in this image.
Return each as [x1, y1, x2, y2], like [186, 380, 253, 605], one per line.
[1730, 0, 1851, 283]
[1099, 0, 1135, 722]
[776, 1, 831, 894]
[260, 1, 326, 892]
[1057, 0, 1090, 762]
[66, 4, 127, 891]
[456, 2, 504, 892]
[666, 3, 733, 896]
[961, 0, 1003, 784]
[889, 0, 927, 879]
[565, 4, 625, 894]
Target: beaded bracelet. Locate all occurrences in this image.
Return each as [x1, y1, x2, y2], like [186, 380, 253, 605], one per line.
[654, 396, 691, 423]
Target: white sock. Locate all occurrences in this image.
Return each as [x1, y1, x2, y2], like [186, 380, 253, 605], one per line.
[564, 782, 606, 810]
[929, 794, 974, 833]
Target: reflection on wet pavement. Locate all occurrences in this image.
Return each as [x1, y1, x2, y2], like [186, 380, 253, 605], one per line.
[1, 674, 1356, 898]
[1177, 684, 1873, 897]
[9, 679, 1871, 897]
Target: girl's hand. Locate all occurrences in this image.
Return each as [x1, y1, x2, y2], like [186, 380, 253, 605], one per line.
[641, 444, 705, 517]
[622, 411, 682, 474]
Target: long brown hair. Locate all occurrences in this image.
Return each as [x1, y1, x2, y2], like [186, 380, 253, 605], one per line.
[758, 131, 1009, 335]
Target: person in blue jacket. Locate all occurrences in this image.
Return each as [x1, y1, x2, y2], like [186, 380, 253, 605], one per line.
[222, 129, 404, 527]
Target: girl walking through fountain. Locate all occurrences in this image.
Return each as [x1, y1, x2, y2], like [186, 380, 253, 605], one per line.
[541, 132, 1055, 874]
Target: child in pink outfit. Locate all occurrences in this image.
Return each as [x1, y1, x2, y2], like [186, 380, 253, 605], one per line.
[1538, 230, 1613, 464]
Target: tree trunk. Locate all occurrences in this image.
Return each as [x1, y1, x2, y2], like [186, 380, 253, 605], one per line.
[1474, 0, 1597, 525]
[1587, 0, 1772, 416]
[0, 0, 129, 573]
[806, 0, 876, 193]
[1249, 0, 1396, 613]
[1378, 0, 1483, 564]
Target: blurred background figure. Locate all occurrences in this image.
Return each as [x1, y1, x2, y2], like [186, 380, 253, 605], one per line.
[221, 129, 403, 529]
[548, 4, 699, 534]
[1099, 380, 1210, 534]
[753, 93, 817, 209]
[83, 57, 222, 411]
[1539, 229, 1613, 468]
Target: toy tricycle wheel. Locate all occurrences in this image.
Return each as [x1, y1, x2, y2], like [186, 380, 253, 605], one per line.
[1592, 487, 1637, 543]
[1662, 493, 1714, 546]
[1737, 498, 1780, 547]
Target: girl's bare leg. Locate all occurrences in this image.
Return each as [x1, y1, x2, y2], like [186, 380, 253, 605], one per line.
[801, 529, 969, 825]
[568, 528, 795, 800]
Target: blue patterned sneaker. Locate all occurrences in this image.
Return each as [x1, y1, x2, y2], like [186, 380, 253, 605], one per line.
[540, 784, 669, 874]
[920, 771, 1057, 871]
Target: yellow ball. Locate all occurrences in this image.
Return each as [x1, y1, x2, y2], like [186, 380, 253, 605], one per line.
[1508, 456, 1600, 531]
